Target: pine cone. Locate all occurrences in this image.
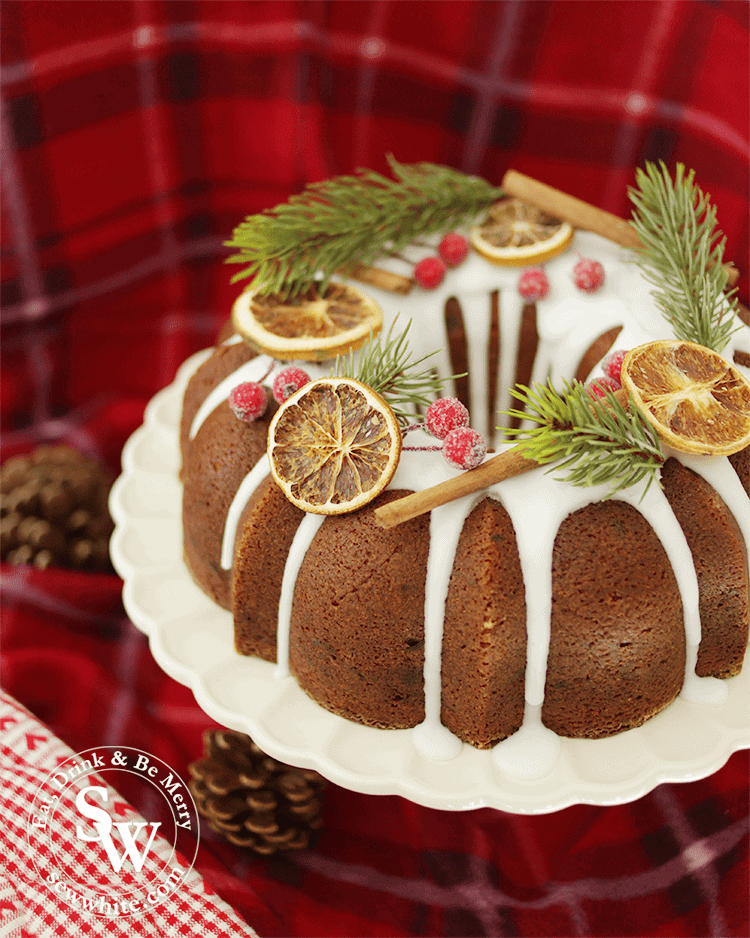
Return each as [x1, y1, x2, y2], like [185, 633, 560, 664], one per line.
[189, 729, 326, 855]
[0, 445, 115, 572]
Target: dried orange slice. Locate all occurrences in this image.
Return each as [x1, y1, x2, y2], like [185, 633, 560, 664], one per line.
[232, 282, 383, 362]
[469, 197, 574, 266]
[268, 377, 402, 514]
[621, 340, 750, 456]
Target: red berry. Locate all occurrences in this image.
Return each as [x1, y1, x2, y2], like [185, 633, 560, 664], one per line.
[443, 427, 487, 470]
[424, 397, 470, 440]
[272, 366, 310, 403]
[586, 376, 620, 400]
[573, 258, 605, 293]
[414, 256, 446, 290]
[518, 267, 549, 301]
[602, 349, 628, 387]
[229, 381, 267, 422]
[438, 232, 469, 267]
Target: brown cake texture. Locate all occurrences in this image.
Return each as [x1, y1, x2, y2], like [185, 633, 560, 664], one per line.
[179, 310, 749, 750]
[543, 499, 686, 739]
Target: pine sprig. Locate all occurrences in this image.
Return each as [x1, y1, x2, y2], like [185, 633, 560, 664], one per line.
[335, 318, 459, 427]
[502, 381, 665, 497]
[225, 157, 503, 296]
[628, 162, 740, 353]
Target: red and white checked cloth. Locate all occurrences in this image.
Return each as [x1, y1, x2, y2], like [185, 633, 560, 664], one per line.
[0, 688, 258, 938]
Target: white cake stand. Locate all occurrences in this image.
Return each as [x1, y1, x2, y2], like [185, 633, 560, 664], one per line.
[109, 352, 750, 813]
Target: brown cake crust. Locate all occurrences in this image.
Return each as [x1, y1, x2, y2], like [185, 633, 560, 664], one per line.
[180, 341, 258, 469]
[542, 500, 686, 738]
[288, 490, 429, 730]
[233, 477, 305, 662]
[441, 497, 527, 749]
[182, 402, 271, 609]
[662, 458, 749, 678]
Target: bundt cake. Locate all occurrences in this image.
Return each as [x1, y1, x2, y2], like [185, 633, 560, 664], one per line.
[179, 167, 750, 776]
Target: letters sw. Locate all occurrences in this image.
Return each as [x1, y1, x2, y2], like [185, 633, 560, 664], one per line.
[75, 786, 161, 873]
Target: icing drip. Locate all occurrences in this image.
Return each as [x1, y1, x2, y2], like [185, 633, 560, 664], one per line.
[274, 513, 326, 679]
[220, 456, 271, 570]
[491, 470, 598, 708]
[487, 466, 609, 780]
[491, 705, 561, 780]
[496, 291, 525, 426]
[457, 293, 491, 445]
[189, 355, 274, 440]
[190, 351, 329, 441]
[413, 495, 479, 762]
[613, 479, 720, 704]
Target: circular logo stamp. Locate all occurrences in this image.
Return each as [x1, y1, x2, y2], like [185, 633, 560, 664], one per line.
[27, 746, 200, 918]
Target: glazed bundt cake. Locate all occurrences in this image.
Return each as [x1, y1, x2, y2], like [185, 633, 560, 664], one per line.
[179, 165, 750, 773]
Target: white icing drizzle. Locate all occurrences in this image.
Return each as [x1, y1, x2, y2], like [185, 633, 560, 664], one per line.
[492, 470, 573, 707]
[274, 513, 326, 679]
[458, 293, 491, 445]
[413, 495, 479, 761]
[614, 479, 717, 703]
[220, 455, 271, 570]
[189, 353, 334, 442]
[189, 355, 274, 440]
[495, 290, 525, 424]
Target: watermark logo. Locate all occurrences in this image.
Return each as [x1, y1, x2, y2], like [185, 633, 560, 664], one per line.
[28, 747, 200, 918]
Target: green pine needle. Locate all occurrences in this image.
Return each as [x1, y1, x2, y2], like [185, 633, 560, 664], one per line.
[225, 157, 503, 296]
[502, 380, 665, 497]
[335, 318, 461, 427]
[629, 161, 740, 353]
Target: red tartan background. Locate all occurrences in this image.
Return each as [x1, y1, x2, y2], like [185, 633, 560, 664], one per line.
[1, 1, 749, 935]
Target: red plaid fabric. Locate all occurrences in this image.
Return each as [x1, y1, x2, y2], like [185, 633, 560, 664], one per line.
[2, 1, 749, 936]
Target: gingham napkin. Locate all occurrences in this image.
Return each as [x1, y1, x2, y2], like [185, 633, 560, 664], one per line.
[0, 689, 258, 938]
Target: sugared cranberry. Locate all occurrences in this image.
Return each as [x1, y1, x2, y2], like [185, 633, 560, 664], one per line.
[586, 376, 620, 400]
[443, 427, 487, 470]
[229, 381, 267, 422]
[424, 397, 470, 440]
[438, 232, 470, 267]
[414, 256, 446, 290]
[602, 349, 628, 388]
[573, 258, 605, 293]
[272, 366, 310, 403]
[518, 267, 549, 301]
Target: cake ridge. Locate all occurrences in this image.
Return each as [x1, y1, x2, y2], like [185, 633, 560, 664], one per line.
[275, 513, 326, 680]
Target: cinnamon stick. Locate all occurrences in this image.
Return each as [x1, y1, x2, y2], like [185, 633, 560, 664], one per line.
[344, 263, 413, 295]
[501, 169, 739, 286]
[502, 169, 642, 249]
[375, 388, 632, 529]
[374, 446, 537, 528]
